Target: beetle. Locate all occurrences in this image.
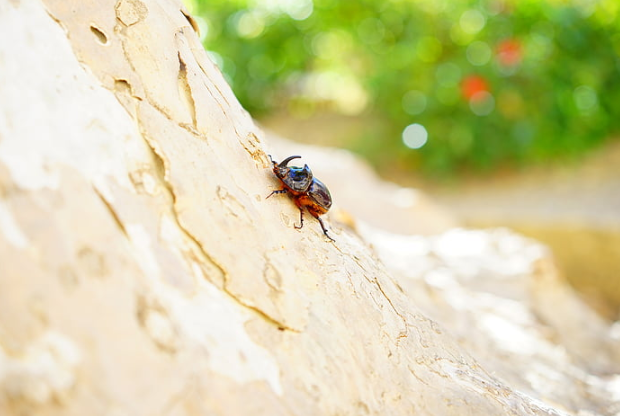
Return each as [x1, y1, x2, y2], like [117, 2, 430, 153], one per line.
[266, 155, 335, 241]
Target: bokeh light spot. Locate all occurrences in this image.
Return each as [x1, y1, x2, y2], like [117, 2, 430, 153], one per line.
[286, 0, 313, 20]
[450, 24, 474, 46]
[467, 41, 492, 66]
[460, 9, 486, 34]
[469, 91, 495, 116]
[235, 11, 266, 39]
[461, 75, 489, 100]
[261, 0, 314, 21]
[402, 123, 428, 149]
[311, 30, 351, 59]
[496, 39, 522, 67]
[358, 18, 385, 45]
[298, 71, 368, 115]
[573, 85, 598, 113]
[402, 90, 427, 115]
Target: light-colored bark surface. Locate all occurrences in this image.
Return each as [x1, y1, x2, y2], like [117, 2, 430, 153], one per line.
[0, 1, 619, 415]
[432, 143, 620, 317]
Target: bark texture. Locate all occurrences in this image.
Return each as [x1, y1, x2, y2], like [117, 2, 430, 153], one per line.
[0, 1, 619, 415]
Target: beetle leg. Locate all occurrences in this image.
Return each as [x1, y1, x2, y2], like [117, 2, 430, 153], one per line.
[294, 207, 304, 229]
[267, 154, 279, 167]
[316, 216, 335, 242]
[266, 188, 287, 199]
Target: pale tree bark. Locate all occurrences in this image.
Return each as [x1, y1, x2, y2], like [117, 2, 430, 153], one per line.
[1, 1, 619, 415]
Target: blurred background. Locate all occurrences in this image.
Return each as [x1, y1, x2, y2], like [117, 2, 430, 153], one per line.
[183, 0, 620, 318]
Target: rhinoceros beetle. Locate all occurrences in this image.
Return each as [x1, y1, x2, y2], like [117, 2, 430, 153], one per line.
[267, 155, 334, 242]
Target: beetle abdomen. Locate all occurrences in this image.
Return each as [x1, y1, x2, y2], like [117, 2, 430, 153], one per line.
[307, 178, 332, 210]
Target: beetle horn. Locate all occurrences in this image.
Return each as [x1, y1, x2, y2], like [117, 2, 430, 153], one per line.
[278, 155, 302, 168]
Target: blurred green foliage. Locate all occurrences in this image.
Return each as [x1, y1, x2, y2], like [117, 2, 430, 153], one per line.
[186, 0, 620, 177]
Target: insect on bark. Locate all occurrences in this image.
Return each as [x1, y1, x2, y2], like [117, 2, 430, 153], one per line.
[267, 155, 335, 242]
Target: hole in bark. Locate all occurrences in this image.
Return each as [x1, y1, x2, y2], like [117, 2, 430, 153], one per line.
[90, 25, 108, 45]
[114, 79, 131, 94]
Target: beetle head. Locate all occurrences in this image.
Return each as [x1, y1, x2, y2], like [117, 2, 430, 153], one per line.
[274, 155, 313, 192]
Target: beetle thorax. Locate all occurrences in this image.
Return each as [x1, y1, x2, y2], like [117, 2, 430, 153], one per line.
[276, 164, 313, 193]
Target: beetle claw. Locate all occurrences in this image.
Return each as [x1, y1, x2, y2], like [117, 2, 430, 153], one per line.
[294, 208, 304, 229]
[317, 216, 335, 242]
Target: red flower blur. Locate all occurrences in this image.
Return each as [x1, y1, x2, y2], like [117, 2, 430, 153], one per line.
[496, 39, 522, 67]
[461, 75, 489, 101]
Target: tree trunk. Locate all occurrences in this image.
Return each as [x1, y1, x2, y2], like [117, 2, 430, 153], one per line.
[0, 1, 618, 415]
